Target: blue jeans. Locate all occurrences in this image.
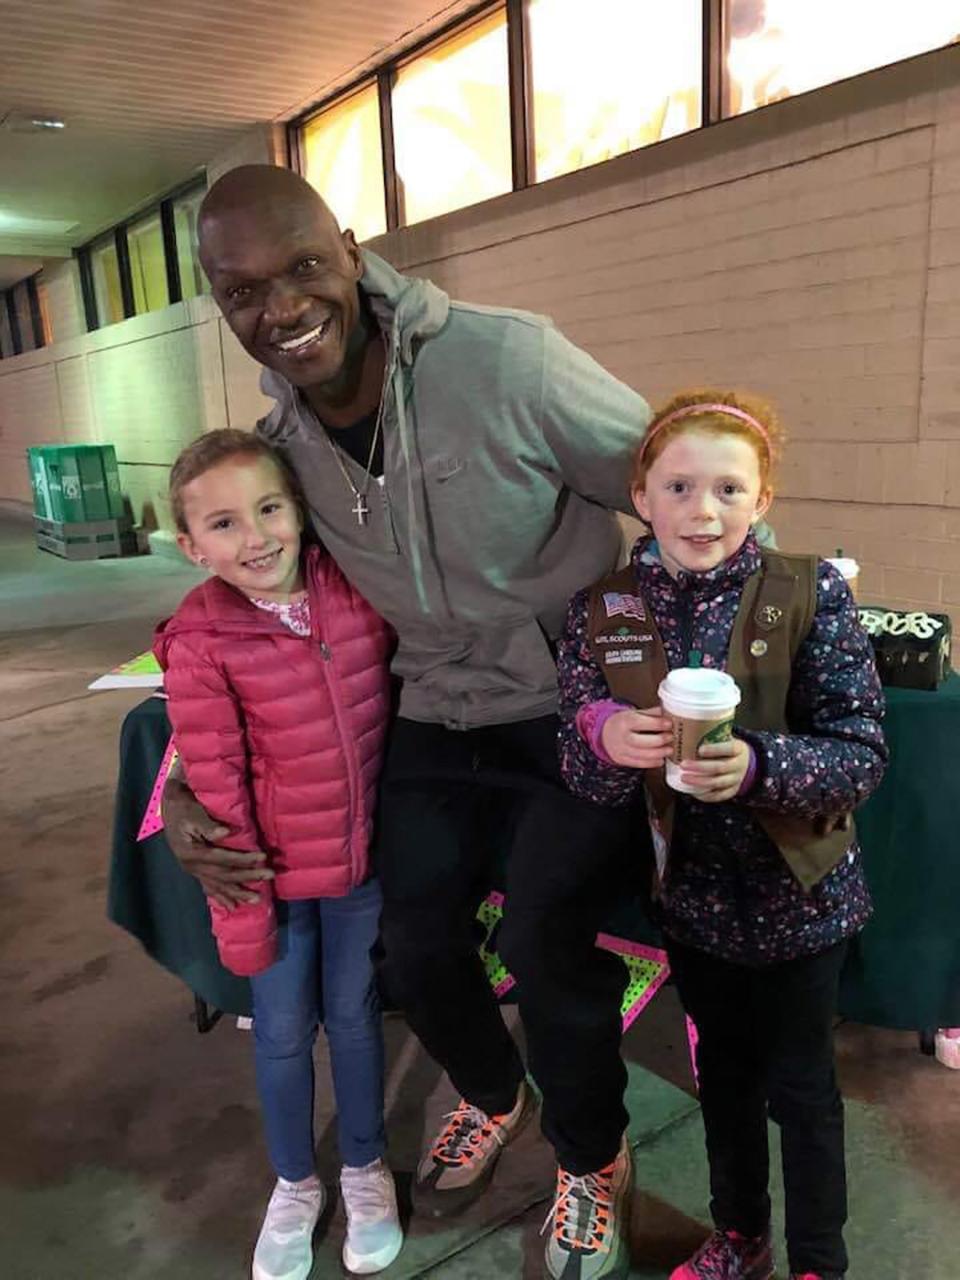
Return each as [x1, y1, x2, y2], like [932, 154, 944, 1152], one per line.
[250, 880, 385, 1179]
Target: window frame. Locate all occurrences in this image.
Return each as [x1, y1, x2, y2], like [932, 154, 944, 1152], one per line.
[75, 175, 207, 331]
[3, 288, 23, 356]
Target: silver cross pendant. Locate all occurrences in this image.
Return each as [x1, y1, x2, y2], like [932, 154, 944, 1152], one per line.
[352, 493, 370, 527]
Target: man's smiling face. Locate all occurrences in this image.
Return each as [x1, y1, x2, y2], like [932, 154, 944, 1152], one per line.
[201, 194, 364, 391]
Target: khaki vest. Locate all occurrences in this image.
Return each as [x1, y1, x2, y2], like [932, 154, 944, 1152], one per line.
[587, 547, 852, 890]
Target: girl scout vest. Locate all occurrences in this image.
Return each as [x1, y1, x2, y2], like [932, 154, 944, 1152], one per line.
[586, 547, 852, 891]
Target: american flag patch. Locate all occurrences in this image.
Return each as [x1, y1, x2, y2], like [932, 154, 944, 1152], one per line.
[602, 591, 646, 622]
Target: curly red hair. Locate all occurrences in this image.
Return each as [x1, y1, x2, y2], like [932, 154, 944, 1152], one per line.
[633, 389, 785, 490]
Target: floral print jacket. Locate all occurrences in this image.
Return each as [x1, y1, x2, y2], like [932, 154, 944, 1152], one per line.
[557, 533, 888, 966]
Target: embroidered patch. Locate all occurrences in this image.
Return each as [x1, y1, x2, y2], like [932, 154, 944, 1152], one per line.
[604, 649, 647, 664]
[602, 592, 646, 621]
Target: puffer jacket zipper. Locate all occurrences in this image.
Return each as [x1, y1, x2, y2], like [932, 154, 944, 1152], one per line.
[311, 595, 364, 888]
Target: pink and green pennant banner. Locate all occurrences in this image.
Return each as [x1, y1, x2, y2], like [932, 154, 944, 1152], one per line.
[477, 890, 669, 1030]
[137, 735, 179, 841]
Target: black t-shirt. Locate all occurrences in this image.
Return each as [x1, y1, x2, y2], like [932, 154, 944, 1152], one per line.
[325, 409, 383, 478]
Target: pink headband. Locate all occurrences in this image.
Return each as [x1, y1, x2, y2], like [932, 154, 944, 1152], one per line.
[640, 402, 771, 460]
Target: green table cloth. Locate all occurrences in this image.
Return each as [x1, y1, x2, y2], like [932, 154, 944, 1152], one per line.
[108, 695, 253, 1016]
[109, 677, 960, 1030]
[838, 672, 960, 1030]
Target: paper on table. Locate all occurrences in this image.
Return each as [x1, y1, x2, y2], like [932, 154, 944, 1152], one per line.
[89, 651, 163, 690]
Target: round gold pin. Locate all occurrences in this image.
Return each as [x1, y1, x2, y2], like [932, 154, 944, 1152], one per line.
[750, 639, 768, 657]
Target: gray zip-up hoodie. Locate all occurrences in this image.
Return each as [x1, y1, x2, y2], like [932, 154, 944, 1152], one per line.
[257, 250, 650, 729]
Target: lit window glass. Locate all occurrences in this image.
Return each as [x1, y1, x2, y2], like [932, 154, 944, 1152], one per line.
[528, 0, 702, 183]
[128, 212, 169, 315]
[302, 84, 387, 242]
[36, 276, 53, 344]
[15, 282, 34, 350]
[725, 0, 960, 117]
[173, 186, 210, 299]
[392, 8, 512, 226]
[91, 240, 125, 326]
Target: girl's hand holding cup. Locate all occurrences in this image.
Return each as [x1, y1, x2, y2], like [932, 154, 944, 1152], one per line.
[601, 707, 674, 769]
[679, 737, 752, 803]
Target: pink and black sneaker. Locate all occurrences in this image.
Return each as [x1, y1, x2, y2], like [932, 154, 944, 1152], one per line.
[789, 1273, 844, 1279]
[669, 1228, 774, 1280]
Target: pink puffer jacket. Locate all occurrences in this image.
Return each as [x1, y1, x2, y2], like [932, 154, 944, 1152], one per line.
[153, 545, 393, 977]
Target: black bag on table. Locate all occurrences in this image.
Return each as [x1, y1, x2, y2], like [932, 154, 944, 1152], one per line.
[858, 607, 953, 691]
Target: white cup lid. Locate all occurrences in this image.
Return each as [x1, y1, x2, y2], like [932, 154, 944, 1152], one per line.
[658, 667, 741, 711]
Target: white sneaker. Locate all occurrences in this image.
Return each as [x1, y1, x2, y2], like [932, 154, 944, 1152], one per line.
[252, 1176, 326, 1280]
[340, 1158, 404, 1275]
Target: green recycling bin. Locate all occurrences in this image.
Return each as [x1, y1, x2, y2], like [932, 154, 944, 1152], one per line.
[26, 444, 132, 560]
[27, 444, 125, 522]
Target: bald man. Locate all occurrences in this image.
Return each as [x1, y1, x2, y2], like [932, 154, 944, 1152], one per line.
[166, 163, 651, 1280]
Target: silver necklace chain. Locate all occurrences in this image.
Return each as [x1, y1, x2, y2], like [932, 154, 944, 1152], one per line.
[322, 331, 390, 527]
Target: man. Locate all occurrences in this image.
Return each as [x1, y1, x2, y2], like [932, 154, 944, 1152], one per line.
[166, 163, 652, 1280]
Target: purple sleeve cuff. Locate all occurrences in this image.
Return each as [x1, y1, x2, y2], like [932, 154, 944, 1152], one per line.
[575, 699, 629, 765]
[736, 742, 758, 797]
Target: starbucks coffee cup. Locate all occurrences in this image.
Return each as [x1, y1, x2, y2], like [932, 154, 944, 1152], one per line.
[826, 555, 859, 599]
[658, 668, 742, 794]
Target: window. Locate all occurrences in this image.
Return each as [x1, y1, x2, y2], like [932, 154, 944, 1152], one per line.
[724, 0, 960, 117]
[527, 0, 702, 183]
[35, 276, 52, 345]
[128, 212, 169, 314]
[91, 239, 125, 327]
[14, 282, 34, 350]
[392, 8, 512, 225]
[302, 83, 387, 242]
[293, 0, 955, 230]
[173, 185, 209, 299]
[77, 178, 207, 331]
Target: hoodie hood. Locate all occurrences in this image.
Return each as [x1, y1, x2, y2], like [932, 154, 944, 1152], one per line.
[258, 250, 449, 438]
[257, 251, 449, 616]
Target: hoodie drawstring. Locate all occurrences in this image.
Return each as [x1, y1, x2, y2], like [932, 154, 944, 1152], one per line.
[386, 322, 431, 616]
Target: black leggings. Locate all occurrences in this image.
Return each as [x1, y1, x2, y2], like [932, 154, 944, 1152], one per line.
[668, 938, 849, 1276]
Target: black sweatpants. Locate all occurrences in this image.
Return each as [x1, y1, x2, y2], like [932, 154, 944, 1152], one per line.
[668, 938, 849, 1277]
[376, 714, 639, 1175]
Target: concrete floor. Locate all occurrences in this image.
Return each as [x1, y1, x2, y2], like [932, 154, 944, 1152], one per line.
[1, 513, 958, 1280]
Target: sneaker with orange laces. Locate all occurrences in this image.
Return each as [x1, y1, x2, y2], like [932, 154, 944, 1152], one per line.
[412, 1080, 536, 1217]
[543, 1134, 633, 1280]
[668, 1228, 774, 1280]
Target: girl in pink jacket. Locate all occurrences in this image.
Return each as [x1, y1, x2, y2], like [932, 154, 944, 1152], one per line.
[154, 429, 401, 1280]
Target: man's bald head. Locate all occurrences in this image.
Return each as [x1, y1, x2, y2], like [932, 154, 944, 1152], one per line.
[198, 164, 367, 395]
[199, 165, 341, 268]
